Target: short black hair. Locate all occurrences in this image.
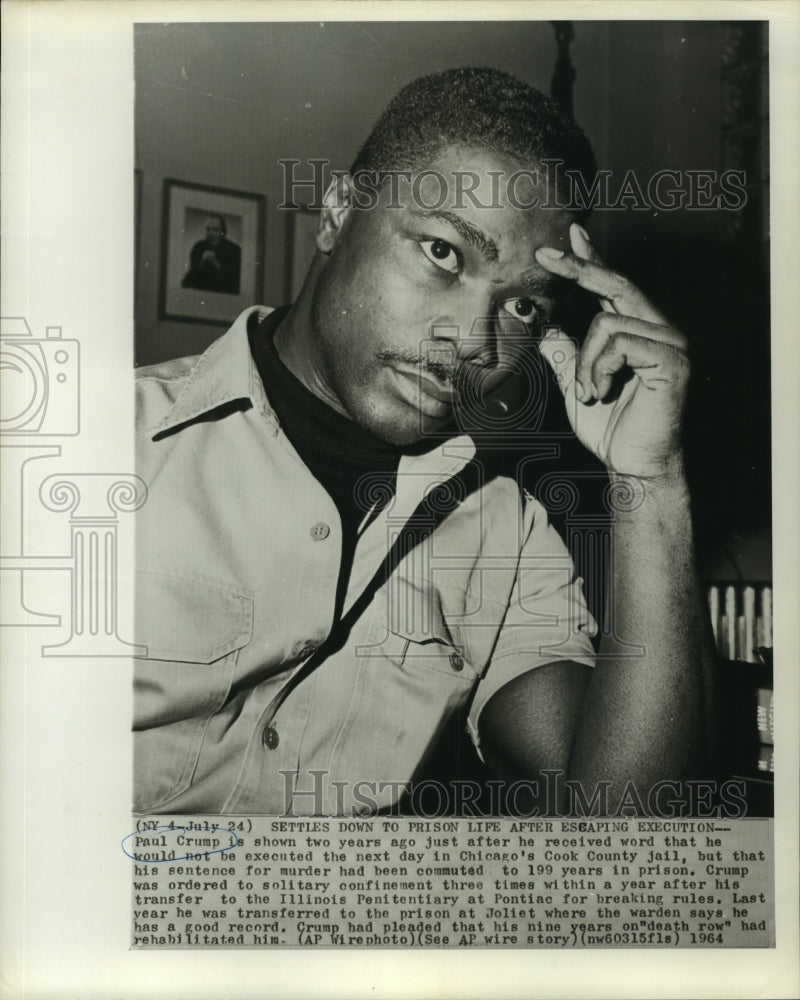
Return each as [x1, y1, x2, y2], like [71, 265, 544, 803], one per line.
[350, 66, 596, 210]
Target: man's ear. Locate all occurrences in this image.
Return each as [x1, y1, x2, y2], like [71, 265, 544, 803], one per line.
[316, 173, 354, 254]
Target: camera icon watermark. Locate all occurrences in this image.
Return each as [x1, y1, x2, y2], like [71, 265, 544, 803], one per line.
[0, 315, 141, 654]
[413, 319, 562, 444]
[0, 316, 80, 436]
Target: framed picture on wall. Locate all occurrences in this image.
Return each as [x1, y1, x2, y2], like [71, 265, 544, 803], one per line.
[159, 178, 266, 325]
[285, 205, 320, 302]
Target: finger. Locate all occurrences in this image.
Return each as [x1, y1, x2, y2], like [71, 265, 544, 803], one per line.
[570, 222, 600, 262]
[577, 312, 687, 399]
[538, 326, 579, 400]
[535, 246, 668, 325]
[590, 331, 690, 400]
[569, 223, 616, 314]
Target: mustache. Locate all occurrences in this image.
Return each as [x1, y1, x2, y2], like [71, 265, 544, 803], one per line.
[377, 350, 480, 386]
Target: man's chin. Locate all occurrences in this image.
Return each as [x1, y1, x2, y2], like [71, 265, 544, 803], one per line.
[353, 406, 456, 449]
[370, 422, 443, 449]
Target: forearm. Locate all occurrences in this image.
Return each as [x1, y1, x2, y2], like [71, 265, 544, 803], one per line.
[567, 468, 718, 802]
[500, 222, 720, 811]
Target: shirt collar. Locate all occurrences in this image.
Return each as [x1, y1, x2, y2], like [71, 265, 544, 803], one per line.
[148, 305, 477, 476]
[148, 306, 275, 438]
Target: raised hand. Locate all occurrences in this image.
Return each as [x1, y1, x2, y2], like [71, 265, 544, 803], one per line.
[536, 223, 689, 482]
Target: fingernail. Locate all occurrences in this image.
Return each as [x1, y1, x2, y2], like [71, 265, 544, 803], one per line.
[536, 246, 565, 260]
[572, 223, 592, 244]
[591, 381, 600, 398]
[575, 382, 586, 402]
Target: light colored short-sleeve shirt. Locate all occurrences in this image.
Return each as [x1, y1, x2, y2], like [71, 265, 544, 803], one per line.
[134, 307, 596, 815]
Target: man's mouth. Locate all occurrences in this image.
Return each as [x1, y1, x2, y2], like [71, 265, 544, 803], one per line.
[388, 366, 454, 417]
[412, 369, 454, 403]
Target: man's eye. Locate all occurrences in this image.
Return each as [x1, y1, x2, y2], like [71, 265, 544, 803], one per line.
[420, 239, 460, 274]
[500, 298, 540, 324]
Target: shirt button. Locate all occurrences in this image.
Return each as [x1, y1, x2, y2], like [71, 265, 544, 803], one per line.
[262, 726, 279, 750]
[449, 652, 464, 672]
[310, 522, 330, 541]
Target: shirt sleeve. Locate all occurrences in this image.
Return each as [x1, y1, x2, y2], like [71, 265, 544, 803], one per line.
[466, 492, 597, 760]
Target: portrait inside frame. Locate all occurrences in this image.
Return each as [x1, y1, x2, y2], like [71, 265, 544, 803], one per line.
[159, 178, 265, 325]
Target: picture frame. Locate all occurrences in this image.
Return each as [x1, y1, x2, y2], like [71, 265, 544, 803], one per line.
[159, 178, 266, 325]
[285, 204, 320, 302]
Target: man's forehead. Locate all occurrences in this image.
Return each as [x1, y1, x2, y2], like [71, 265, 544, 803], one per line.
[409, 161, 547, 200]
[401, 150, 569, 227]
[420, 141, 547, 183]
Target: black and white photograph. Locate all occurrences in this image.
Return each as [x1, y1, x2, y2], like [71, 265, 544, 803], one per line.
[1, 3, 798, 998]
[134, 20, 772, 819]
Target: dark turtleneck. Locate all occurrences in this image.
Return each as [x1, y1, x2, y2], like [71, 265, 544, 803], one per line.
[248, 305, 402, 620]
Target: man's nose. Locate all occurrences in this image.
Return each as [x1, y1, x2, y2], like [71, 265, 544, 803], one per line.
[429, 304, 497, 366]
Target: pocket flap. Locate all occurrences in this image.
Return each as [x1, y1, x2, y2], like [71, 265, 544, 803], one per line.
[135, 571, 253, 662]
[385, 578, 455, 647]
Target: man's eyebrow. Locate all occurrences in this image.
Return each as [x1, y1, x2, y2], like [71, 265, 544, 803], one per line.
[518, 270, 560, 298]
[408, 208, 499, 263]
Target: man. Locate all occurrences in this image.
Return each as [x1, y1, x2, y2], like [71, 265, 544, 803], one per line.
[181, 212, 242, 294]
[134, 68, 716, 816]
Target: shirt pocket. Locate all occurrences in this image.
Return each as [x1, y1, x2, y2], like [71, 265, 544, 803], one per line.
[132, 571, 253, 813]
[380, 577, 481, 680]
[325, 581, 481, 800]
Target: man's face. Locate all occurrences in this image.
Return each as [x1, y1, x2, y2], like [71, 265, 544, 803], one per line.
[308, 146, 572, 446]
[205, 217, 224, 245]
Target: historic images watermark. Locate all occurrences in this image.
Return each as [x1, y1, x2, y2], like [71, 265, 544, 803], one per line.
[279, 159, 749, 214]
[277, 770, 750, 820]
